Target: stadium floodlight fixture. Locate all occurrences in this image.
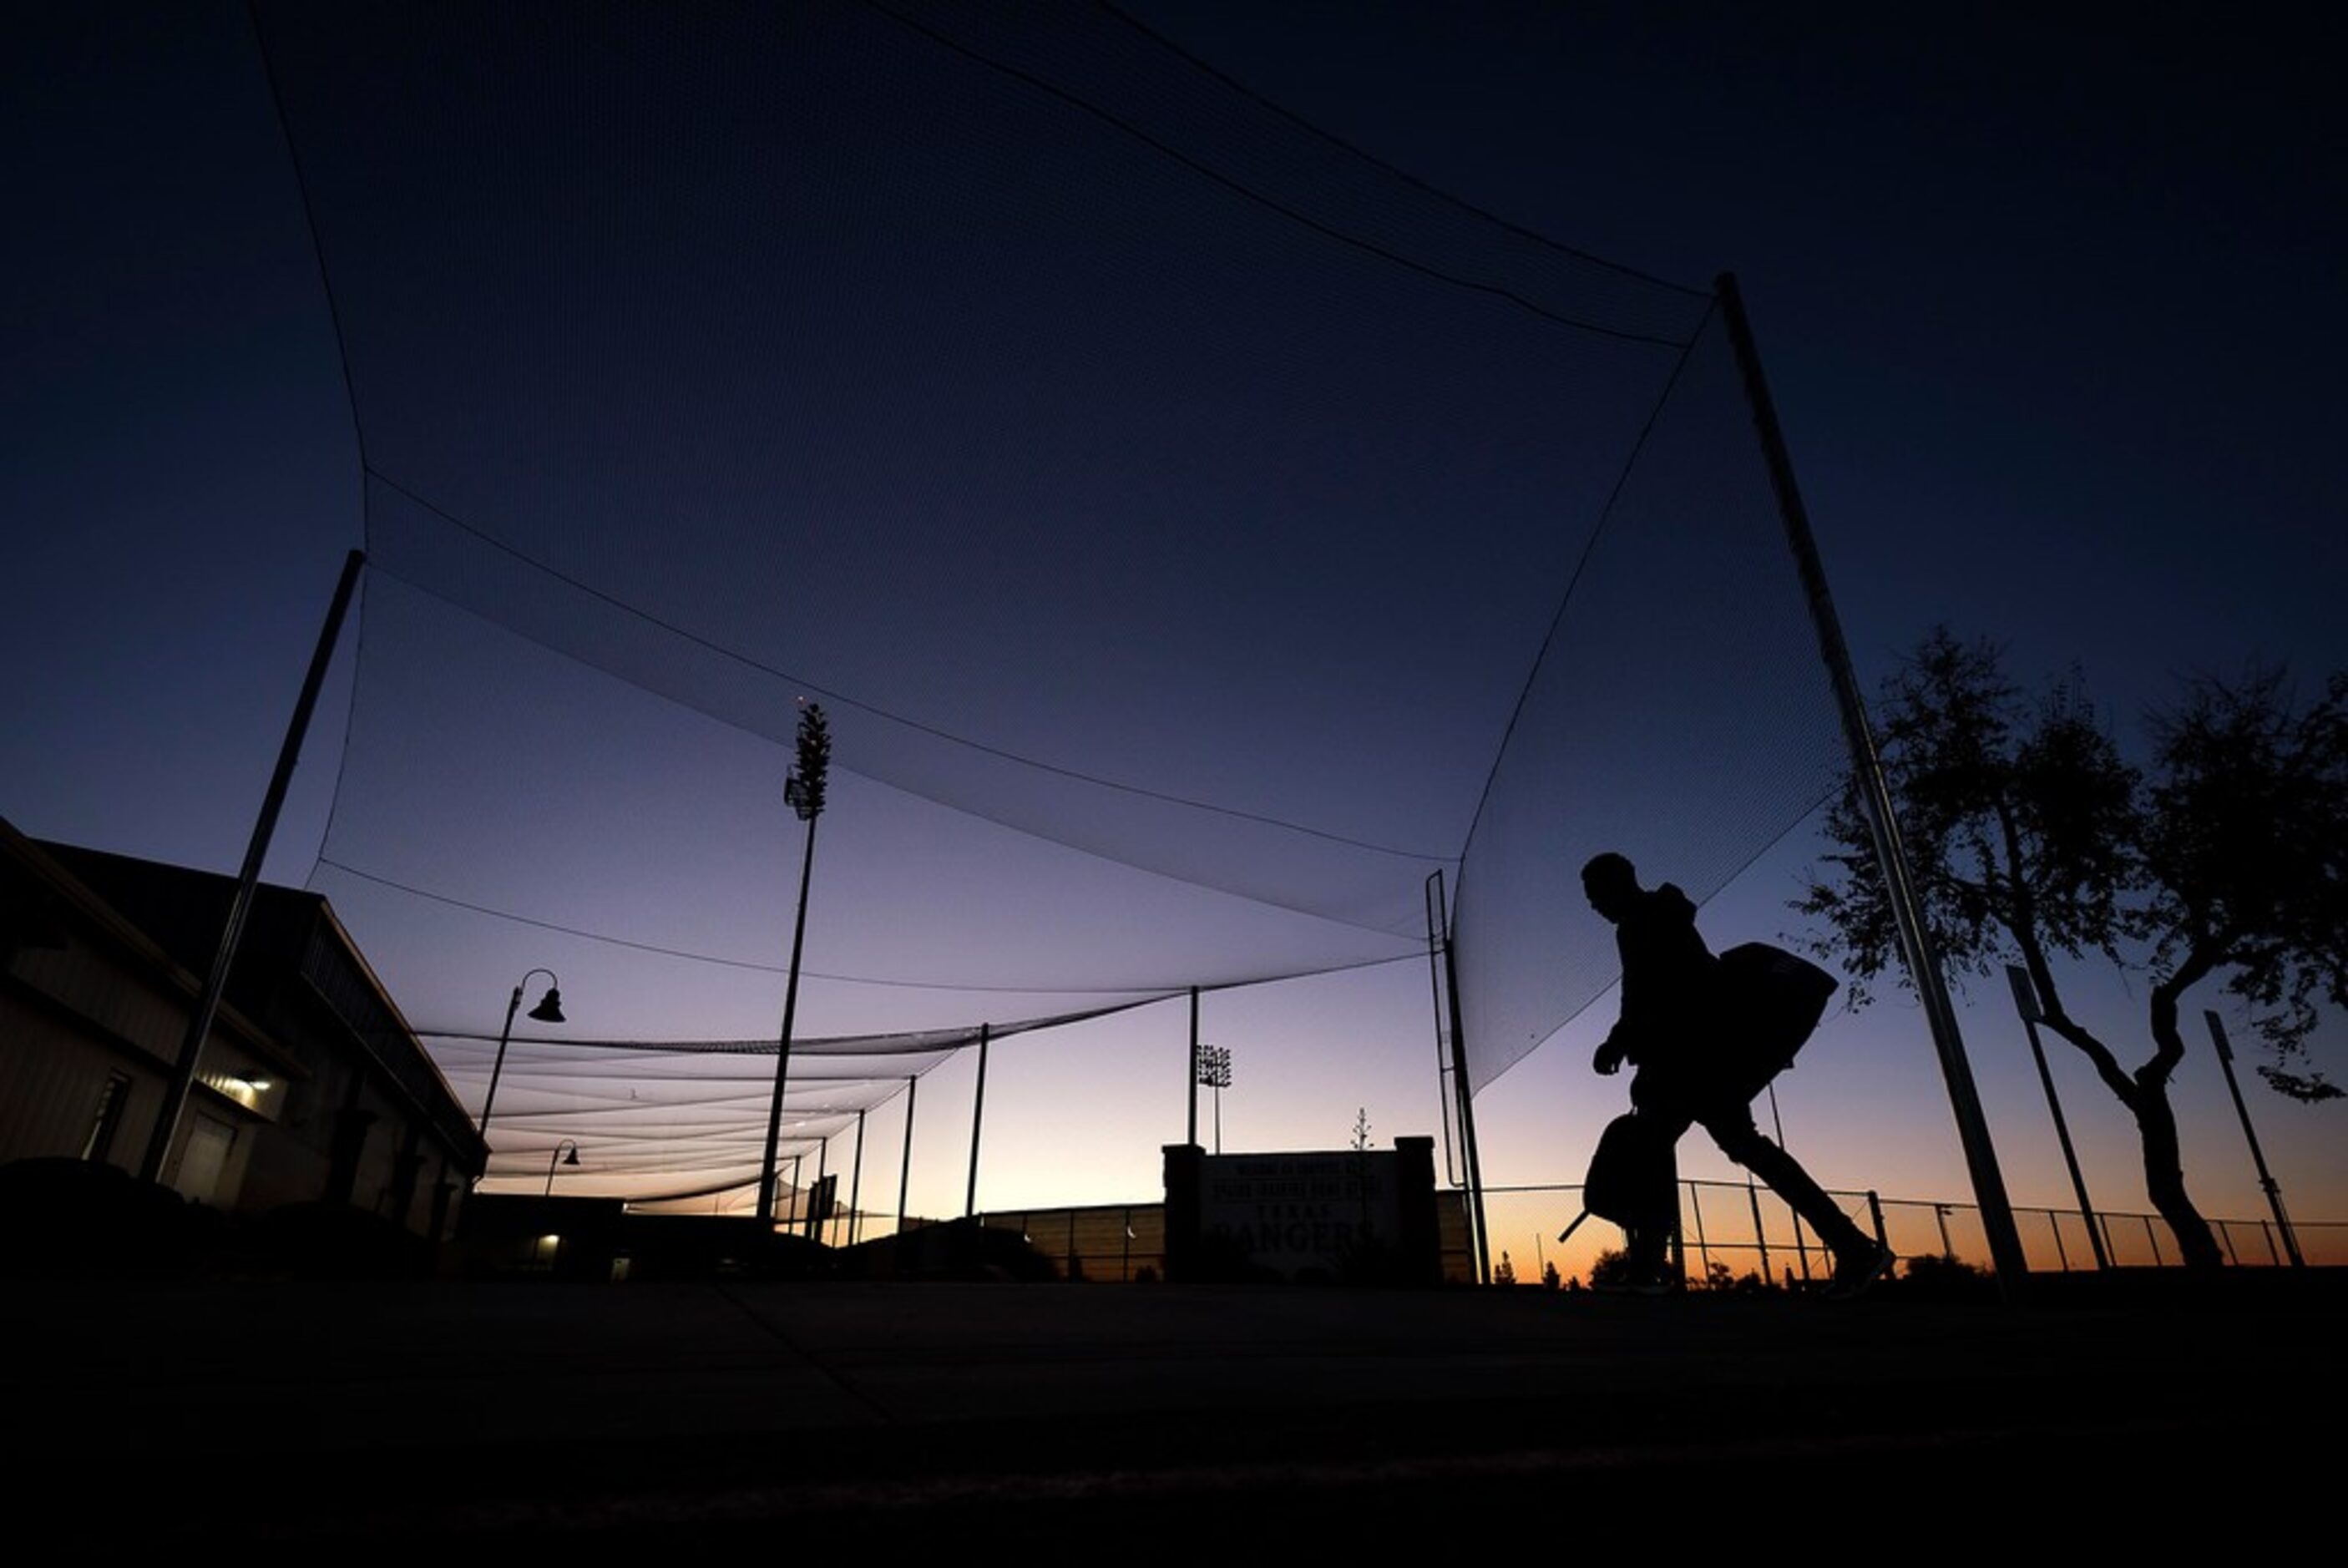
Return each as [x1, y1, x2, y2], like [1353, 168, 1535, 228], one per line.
[787, 701, 830, 821]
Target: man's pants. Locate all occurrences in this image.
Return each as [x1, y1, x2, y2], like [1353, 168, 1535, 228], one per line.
[1627, 1071, 1872, 1270]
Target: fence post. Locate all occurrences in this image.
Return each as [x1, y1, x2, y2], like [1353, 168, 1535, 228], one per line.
[1746, 1181, 1772, 1288]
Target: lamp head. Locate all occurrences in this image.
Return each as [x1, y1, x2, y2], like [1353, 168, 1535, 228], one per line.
[528, 986, 565, 1024]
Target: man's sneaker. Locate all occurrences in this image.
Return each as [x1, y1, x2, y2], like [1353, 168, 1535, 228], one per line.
[1824, 1241, 1895, 1300]
[1592, 1264, 1679, 1296]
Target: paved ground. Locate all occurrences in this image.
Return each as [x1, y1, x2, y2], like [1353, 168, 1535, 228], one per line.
[12, 1272, 2334, 1546]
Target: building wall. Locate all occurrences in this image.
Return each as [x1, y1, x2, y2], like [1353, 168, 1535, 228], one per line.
[3, 826, 481, 1237]
[0, 938, 280, 1205]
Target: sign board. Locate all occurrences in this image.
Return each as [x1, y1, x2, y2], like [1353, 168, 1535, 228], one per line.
[1200, 1150, 1401, 1279]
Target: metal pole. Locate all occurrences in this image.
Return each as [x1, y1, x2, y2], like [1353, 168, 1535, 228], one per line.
[964, 1023, 990, 1219]
[807, 1136, 828, 1242]
[758, 706, 827, 1222]
[1425, 872, 1461, 1186]
[897, 1075, 918, 1236]
[1440, 908, 1491, 1285]
[849, 1107, 867, 1248]
[1765, 1085, 1813, 1282]
[1187, 986, 1200, 1147]
[1715, 273, 2029, 1299]
[142, 549, 365, 1186]
[543, 1140, 576, 1198]
[758, 808, 820, 1222]
[1746, 1179, 1771, 1288]
[2008, 965, 2109, 1267]
[478, 986, 524, 1155]
[2204, 1011, 2305, 1267]
[1667, 1167, 1685, 1287]
[478, 966, 559, 1166]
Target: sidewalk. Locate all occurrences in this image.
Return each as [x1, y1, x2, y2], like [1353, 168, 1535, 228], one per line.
[12, 1275, 2330, 1545]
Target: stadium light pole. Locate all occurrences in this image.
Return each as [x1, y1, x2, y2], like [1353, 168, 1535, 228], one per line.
[759, 702, 830, 1223]
[1197, 1044, 1232, 1155]
[1186, 986, 1200, 1146]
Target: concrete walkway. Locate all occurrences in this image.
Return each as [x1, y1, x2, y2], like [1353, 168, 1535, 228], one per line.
[12, 1274, 2330, 1545]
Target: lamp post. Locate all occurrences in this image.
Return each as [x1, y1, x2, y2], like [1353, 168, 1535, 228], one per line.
[544, 1139, 580, 1196]
[759, 703, 830, 1222]
[479, 969, 564, 1162]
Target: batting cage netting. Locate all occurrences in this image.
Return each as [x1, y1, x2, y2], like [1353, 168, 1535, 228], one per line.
[250, 2, 1847, 1207]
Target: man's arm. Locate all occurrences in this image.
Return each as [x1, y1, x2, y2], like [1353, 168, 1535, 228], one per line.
[1592, 927, 1636, 1074]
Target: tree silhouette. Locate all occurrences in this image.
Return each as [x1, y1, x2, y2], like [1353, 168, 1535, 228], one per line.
[1799, 630, 2345, 1271]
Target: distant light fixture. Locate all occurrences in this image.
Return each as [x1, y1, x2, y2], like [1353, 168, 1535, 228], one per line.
[204, 1070, 276, 1111]
[545, 1138, 582, 1196]
[479, 968, 567, 1156]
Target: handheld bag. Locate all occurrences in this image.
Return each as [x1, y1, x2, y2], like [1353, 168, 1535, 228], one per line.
[1578, 1110, 1678, 1232]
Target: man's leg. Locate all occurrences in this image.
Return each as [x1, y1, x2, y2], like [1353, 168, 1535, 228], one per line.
[1698, 1100, 1890, 1290]
[1622, 1077, 1694, 1285]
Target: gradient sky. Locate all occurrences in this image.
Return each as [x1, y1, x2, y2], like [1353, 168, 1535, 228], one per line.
[5, 3, 2341, 1273]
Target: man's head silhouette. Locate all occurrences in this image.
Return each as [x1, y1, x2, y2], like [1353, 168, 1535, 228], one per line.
[1581, 852, 1638, 923]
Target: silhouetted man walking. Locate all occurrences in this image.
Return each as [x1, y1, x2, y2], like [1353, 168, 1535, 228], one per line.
[1582, 852, 1893, 1296]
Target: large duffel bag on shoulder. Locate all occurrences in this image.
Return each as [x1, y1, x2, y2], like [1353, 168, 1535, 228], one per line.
[1713, 942, 1839, 1098]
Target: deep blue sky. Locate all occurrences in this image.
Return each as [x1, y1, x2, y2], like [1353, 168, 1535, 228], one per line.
[5, 3, 2340, 1252]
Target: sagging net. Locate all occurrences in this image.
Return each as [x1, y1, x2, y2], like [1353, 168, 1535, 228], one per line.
[248, 1, 1843, 1201]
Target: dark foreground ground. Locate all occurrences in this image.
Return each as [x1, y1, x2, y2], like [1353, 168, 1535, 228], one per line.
[12, 1271, 2335, 1549]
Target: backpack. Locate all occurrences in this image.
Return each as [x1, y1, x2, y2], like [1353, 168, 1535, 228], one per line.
[1579, 1110, 1679, 1231]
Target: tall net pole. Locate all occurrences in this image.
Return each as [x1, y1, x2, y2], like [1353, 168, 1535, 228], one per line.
[1429, 872, 1490, 1285]
[1715, 273, 2028, 1296]
[142, 549, 367, 1186]
[964, 1022, 990, 1219]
